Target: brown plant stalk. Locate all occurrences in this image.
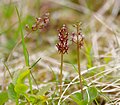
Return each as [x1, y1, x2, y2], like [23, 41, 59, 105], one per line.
[56, 24, 69, 96]
[72, 22, 84, 99]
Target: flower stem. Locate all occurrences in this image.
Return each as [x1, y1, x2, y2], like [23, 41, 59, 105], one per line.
[60, 53, 63, 96]
[16, 7, 33, 94]
[77, 26, 83, 99]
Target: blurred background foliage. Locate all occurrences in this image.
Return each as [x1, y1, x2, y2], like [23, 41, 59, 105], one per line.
[0, 0, 120, 104]
[1, 0, 119, 62]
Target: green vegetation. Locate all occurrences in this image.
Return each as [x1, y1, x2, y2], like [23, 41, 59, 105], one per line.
[0, 0, 120, 105]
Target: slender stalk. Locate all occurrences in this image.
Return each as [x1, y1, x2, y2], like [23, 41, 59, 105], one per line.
[29, 58, 41, 90]
[76, 26, 83, 99]
[56, 25, 68, 97]
[3, 62, 13, 79]
[60, 53, 63, 96]
[95, 99, 99, 105]
[28, 72, 33, 94]
[15, 7, 33, 94]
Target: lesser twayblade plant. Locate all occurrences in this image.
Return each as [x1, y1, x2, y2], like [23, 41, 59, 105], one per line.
[56, 24, 69, 96]
[72, 22, 84, 99]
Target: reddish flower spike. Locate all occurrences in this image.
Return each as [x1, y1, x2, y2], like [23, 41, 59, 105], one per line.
[56, 25, 69, 54]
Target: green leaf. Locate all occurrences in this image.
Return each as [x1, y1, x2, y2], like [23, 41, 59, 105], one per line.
[15, 84, 28, 94]
[15, 5, 32, 95]
[15, 7, 29, 66]
[17, 69, 30, 84]
[71, 92, 87, 105]
[71, 64, 78, 73]
[70, 93, 82, 105]
[78, 100, 87, 105]
[13, 67, 30, 84]
[29, 95, 36, 104]
[85, 86, 98, 103]
[71, 92, 83, 101]
[30, 58, 41, 69]
[8, 83, 17, 101]
[0, 91, 8, 105]
[38, 84, 51, 96]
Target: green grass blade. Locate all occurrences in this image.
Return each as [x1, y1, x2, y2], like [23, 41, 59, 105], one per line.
[30, 58, 41, 69]
[15, 6, 29, 66]
[15, 6, 32, 94]
[3, 62, 13, 79]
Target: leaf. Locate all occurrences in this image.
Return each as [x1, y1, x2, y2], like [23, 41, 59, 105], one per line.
[77, 100, 87, 105]
[30, 58, 41, 69]
[71, 64, 78, 73]
[13, 66, 30, 84]
[70, 92, 87, 105]
[14, 84, 28, 94]
[16, 69, 30, 84]
[88, 87, 98, 101]
[38, 84, 51, 96]
[85, 86, 98, 103]
[70, 93, 82, 105]
[71, 92, 83, 101]
[8, 83, 17, 101]
[0, 91, 8, 105]
[15, 7, 29, 66]
[29, 95, 36, 104]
